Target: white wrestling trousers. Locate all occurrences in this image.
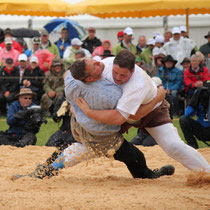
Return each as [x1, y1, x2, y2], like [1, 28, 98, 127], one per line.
[146, 123, 210, 172]
[63, 142, 92, 167]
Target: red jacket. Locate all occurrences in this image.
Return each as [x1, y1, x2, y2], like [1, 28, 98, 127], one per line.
[184, 65, 210, 93]
[0, 40, 22, 53]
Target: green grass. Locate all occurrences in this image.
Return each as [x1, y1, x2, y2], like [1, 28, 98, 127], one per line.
[0, 117, 208, 148]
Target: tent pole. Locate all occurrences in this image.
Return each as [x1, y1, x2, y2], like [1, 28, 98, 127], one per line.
[186, 8, 189, 36]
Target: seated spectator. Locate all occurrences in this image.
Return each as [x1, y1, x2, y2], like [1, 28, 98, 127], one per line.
[180, 57, 190, 71]
[21, 56, 44, 104]
[45, 95, 76, 149]
[136, 35, 147, 55]
[184, 54, 210, 97]
[0, 28, 4, 44]
[54, 28, 71, 59]
[75, 49, 86, 60]
[82, 27, 102, 54]
[140, 38, 155, 65]
[16, 37, 28, 53]
[63, 38, 91, 70]
[35, 49, 55, 74]
[0, 58, 20, 115]
[41, 58, 65, 114]
[17, 54, 28, 85]
[157, 55, 183, 116]
[164, 30, 172, 43]
[5, 88, 39, 146]
[40, 29, 60, 58]
[25, 36, 41, 58]
[153, 50, 166, 75]
[100, 50, 114, 59]
[199, 31, 210, 58]
[0, 28, 22, 53]
[0, 37, 20, 66]
[179, 81, 210, 149]
[92, 39, 113, 59]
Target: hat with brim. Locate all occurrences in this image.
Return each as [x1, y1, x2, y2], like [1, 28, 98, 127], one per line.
[204, 31, 210, 39]
[180, 57, 190, 65]
[161, 55, 177, 65]
[15, 88, 36, 97]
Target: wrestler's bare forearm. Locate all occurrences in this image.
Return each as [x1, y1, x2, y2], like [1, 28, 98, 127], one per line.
[75, 97, 126, 125]
[129, 86, 165, 121]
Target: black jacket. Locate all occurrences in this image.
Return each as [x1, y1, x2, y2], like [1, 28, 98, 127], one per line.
[82, 37, 102, 53]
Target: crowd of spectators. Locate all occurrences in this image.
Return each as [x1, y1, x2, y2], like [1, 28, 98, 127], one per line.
[0, 26, 209, 120]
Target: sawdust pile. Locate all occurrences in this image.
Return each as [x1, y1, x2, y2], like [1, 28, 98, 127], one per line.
[0, 145, 210, 210]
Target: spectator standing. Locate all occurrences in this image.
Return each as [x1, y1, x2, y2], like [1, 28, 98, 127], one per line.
[25, 37, 41, 58]
[184, 54, 210, 97]
[180, 26, 188, 38]
[164, 31, 172, 43]
[140, 38, 155, 65]
[162, 27, 196, 69]
[41, 58, 65, 114]
[0, 28, 22, 53]
[0, 58, 20, 115]
[113, 27, 136, 56]
[136, 35, 147, 55]
[0, 37, 20, 66]
[17, 54, 28, 85]
[82, 27, 102, 54]
[199, 31, 210, 59]
[21, 56, 44, 104]
[117, 31, 124, 43]
[40, 29, 60, 58]
[54, 28, 71, 59]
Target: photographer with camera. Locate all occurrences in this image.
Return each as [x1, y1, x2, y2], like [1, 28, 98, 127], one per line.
[0, 88, 46, 147]
[179, 81, 210, 149]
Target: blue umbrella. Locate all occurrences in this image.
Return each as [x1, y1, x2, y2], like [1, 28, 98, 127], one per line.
[44, 18, 87, 40]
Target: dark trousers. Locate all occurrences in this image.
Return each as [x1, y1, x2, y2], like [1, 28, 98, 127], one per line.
[114, 140, 154, 178]
[179, 115, 210, 149]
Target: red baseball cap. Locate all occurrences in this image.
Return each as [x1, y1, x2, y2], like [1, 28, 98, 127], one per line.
[117, 31, 124, 37]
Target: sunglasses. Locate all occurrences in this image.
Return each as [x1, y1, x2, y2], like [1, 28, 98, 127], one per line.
[23, 97, 32, 100]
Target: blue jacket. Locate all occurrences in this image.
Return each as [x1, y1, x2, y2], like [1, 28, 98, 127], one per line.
[7, 100, 35, 138]
[157, 65, 184, 91]
[185, 105, 210, 128]
[54, 38, 71, 58]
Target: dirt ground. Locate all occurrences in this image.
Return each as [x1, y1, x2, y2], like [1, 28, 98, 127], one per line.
[0, 145, 210, 210]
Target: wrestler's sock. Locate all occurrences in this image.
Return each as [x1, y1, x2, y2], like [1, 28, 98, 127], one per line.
[52, 153, 65, 170]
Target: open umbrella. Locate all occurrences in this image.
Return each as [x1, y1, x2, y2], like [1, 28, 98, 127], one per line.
[44, 18, 87, 41]
[12, 28, 40, 38]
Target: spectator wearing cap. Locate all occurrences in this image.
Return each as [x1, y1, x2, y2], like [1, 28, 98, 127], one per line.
[54, 28, 71, 59]
[152, 35, 165, 63]
[0, 37, 20, 67]
[92, 39, 113, 59]
[82, 27, 102, 54]
[117, 31, 124, 43]
[157, 55, 183, 116]
[140, 38, 155, 65]
[63, 38, 91, 69]
[152, 49, 166, 76]
[17, 54, 28, 84]
[162, 26, 196, 69]
[136, 35, 147, 55]
[15, 37, 28, 53]
[199, 31, 210, 58]
[113, 27, 136, 56]
[41, 58, 65, 115]
[40, 29, 60, 58]
[164, 30, 172, 43]
[0, 28, 22, 53]
[180, 26, 188, 38]
[21, 56, 44, 104]
[0, 57, 20, 115]
[180, 57, 191, 71]
[25, 37, 41, 58]
[184, 54, 210, 97]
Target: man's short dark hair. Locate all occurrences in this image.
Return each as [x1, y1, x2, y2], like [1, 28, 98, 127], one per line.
[70, 59, 87, 82]
[113, 50, 135, 72]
